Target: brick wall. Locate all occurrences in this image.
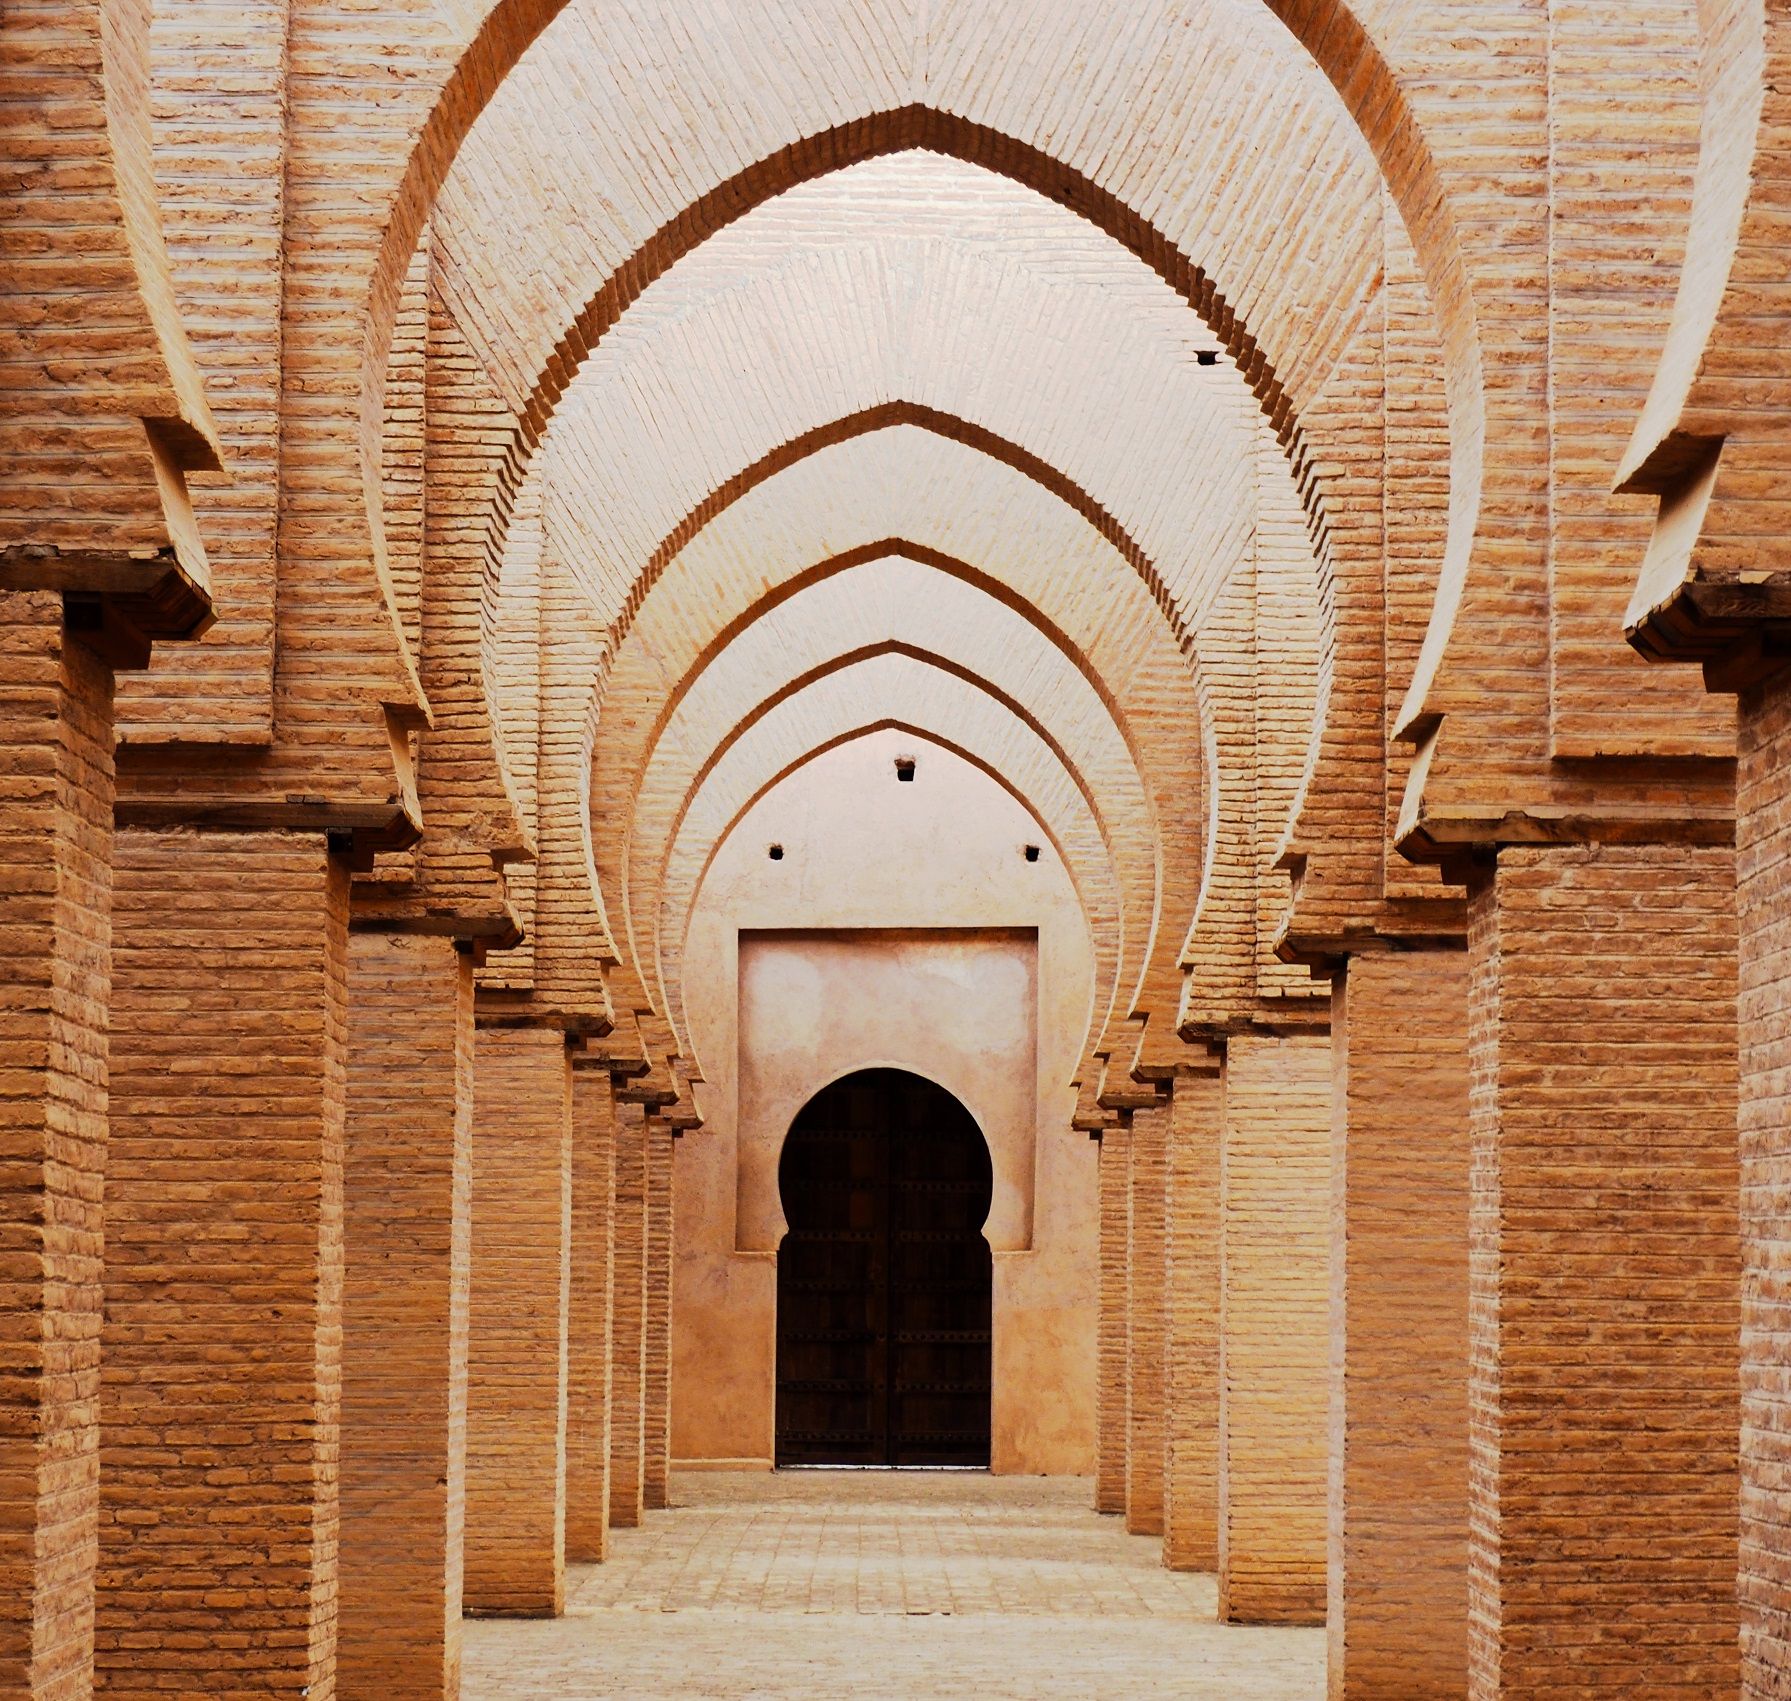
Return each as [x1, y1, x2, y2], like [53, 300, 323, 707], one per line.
[608, 1101, 649, 1530]
[1164, 1070, 1221, 1573]
[0, 594, 113, 1699]
[1467, 844, 1740, 1695]
[642, 1119, 674, 1512]
[1094, 1124, 1129, 1516]
[1125, 1100, 1167, 1538]
[1329, 950, 1471, 1697]
[340, 930, 473, 1692]
[101, 829, 348, 1697]
[1739, 675, 1791, 1695]
[1219, 1031, 1329, 1625]
[566, 1065, 616, 1562]
[464, 1026, 570, 1617]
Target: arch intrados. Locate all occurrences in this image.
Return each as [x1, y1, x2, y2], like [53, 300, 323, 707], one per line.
[640, 638, 1142, 971]
[678, 719, 1112, 1074]
[370, 8, 1480, 792]
[382, 6, 1472, 457]
[464, 88, 1472, 614]
[572, 401, 1188, 657]
[621, 541, 1171, 847]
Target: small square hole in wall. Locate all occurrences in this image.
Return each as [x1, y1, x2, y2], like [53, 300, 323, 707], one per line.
[1023, 844, 1041, 863]
[894, 756, 917, 782]
[1197, 348, 1220, 367]
[768, 843, 785, 861]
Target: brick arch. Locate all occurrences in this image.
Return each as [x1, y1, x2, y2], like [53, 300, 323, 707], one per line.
[515, 407, 1299, 1064]
[548, 398, 1188, 656]
[377, 2, 1470, 437]
[642, 638, 1148, 1042]
[586, 523, 1207, 1062]
[476, 199, 1327, 966]
[668, 707, 1120, 1088]
[271, 0, 1481, 854]
[467, 113, 1375, 674]
[1617, 1, 1791, 666]
[433, 74, 1468, 656]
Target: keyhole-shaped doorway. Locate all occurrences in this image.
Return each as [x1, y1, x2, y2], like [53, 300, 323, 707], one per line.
[775, 1068, 994, 1467]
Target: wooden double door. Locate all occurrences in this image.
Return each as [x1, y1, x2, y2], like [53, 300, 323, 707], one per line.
[775, 1069, 994, 1468]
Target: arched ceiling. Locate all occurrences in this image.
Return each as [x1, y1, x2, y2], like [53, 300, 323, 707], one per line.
[662, 658, 1124, 1081]
[525, 158, 1271, 647]
[433, 3, 1390, 443]
[451, 5, 1395, 1098]
[573, 429, 1220, 1057]
[473, 183, 1335, 1066]
[629, 569, 1151, 1051]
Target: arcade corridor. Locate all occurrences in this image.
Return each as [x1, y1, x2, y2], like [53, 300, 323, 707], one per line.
[461, 1472, 1324, 1699]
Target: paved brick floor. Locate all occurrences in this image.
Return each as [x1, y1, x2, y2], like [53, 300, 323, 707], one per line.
[461, 1471, 1326, 1698]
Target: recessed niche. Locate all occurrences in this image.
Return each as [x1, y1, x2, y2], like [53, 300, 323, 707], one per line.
[1197, 348, 1220, 366]
[1023, 844, 1041, 863]
[768, 843, 785, 861]
[894, 756, 917, 782]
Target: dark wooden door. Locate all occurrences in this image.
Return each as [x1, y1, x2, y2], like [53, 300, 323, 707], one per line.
[775, 1069, 993, 1467]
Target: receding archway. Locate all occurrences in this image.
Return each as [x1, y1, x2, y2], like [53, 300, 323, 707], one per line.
[775, 1068, 995, 1469]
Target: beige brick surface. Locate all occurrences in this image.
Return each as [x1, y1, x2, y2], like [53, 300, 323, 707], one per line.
[1165, 1071, 1222, 1573]
[1124, 1100, 1167, 1538]
[465, 1026, 571, 1617]
[1329, 950, 1470, 1697]
[0, 595, 113, 1700]
[341, 930, 473, 1693]
[1093, 1124, 1128, 1518]
[100, 830, 347, 1697]
[608, 1103, 649, 1531]
[641, 1119, 674, 1513]
[1220, 1032, 1330, 1626]
[565, 1066, 616, 1563]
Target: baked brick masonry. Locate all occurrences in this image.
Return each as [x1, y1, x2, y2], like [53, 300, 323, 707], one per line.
[1, 3, 1787, 1696]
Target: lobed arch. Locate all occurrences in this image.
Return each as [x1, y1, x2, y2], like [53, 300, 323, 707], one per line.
[662, 662, 1127, 1083]
[1618, 0, 1791, 674]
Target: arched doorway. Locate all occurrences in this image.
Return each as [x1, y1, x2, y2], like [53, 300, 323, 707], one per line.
[776, 1068, 994, 1467]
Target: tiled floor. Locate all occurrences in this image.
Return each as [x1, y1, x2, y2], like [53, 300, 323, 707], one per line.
[461, 1471, 1326, 1698]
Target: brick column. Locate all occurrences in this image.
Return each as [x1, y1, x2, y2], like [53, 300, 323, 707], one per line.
[1467, 844, 1740, 1695]
[566, 1065, 616, 1562]
[607, 1101, 648, 1530]
[642, 1117, 674, 1512]
[1125, 1100, 1167, 1538]
[1740, 677, 1791, 1695]
[464, 1026, 570, 1617]
[1330, 949, 1470, 1697]
[1164, 1070, 1221, 1573]
[0, 595, 113, 1699]
[1219, 1030, 1329, 1625]
[1094, 1121, 1129, 1515]
[100, 829, 348, 1697]
[339, 930, 472, 1693]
